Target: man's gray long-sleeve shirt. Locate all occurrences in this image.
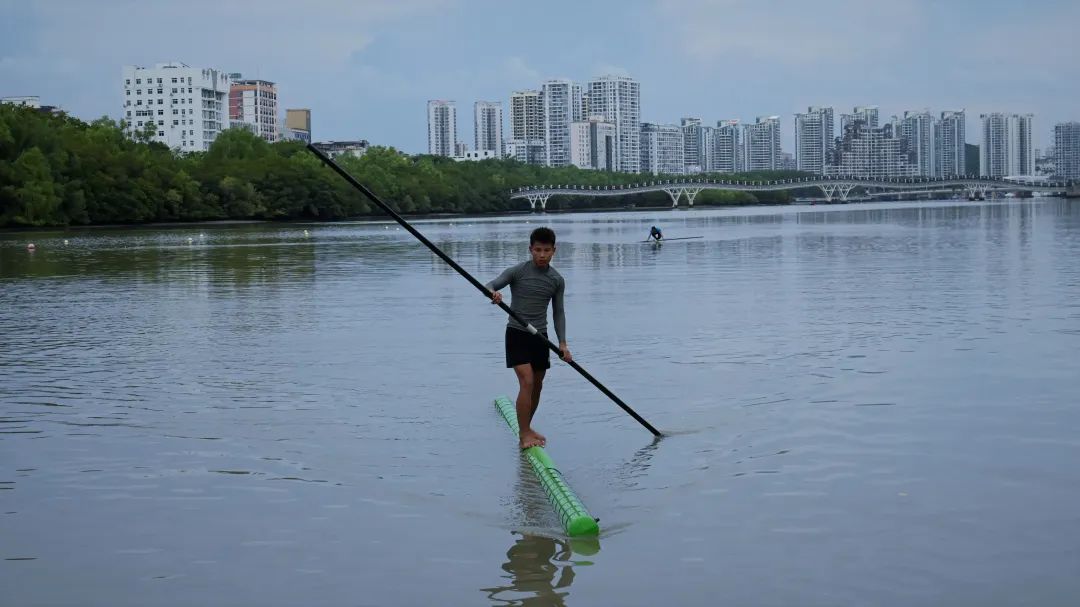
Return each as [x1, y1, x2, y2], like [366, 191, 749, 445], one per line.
[485, 261, 566, 342]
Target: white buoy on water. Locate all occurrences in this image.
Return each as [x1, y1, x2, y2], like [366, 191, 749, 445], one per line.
[27, 243, 36, 250]
[63, 239, 69, 245]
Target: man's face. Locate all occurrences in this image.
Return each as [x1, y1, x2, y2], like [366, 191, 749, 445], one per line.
[530, 242, 555, 267]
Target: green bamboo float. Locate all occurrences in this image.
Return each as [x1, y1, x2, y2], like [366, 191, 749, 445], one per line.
[494, 396, 600, 537]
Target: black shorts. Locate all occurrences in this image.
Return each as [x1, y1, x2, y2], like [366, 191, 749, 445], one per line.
[505, 327, 550, 370]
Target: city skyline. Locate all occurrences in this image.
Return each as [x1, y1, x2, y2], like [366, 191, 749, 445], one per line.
[2, 0, 1076, 154]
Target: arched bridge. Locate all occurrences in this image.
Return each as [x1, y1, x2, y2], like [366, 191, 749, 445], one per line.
[508, 176, 1073, 210]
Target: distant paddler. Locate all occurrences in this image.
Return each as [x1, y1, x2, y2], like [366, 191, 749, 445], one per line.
[648, 225, 663, 242]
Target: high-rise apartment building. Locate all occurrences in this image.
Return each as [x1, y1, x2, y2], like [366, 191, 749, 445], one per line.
[699, 126, 716, 173]
[980, 113, 1034, 177]
[742, 116, 782, 171]
[841, 106, 879, 131]
[570, 116, 617, 171]
[229, 76, 279, 142]
[713, 120, 741, 173]
[510, 90, 544, 140]
[586, 75, 641, 173]
[897, 110, 936, 177]
[795, 106, 834, 174]
[829, 121, 915, 179]
[934, 110, 966, 176]
[542, 80, 584, 167]
[473, 101, 503, 157]
[427, 100, 457, 157]
[122, 62, 231, 153]
[507, 90, 545, 165]
[640, 123, 685, 175]
[1055, 122, 1080, 180]
[681, 117, 703, 173]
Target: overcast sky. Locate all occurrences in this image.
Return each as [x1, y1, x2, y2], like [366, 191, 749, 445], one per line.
[2, 0, 1077, 153]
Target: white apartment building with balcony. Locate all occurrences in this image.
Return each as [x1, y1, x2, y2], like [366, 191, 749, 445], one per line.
[680, 117, 703, 173]
[1055, 122, 1080, 180]
[427, 100, 457, 157]
[586, 75, 641, 173]
[473, 101, 504, 157]
[841, 105, 879, 131]
[713, 120, 741, 173]
[897, 110, 936, 177]
[935, 110, 966, 176]
[122, 62, 231, 152]
[641, 123, 685, 175]
[507, 90, 545, 165]
[229, 76, 279, 143]
[795, 106, 834, 174]
[980, 113, 1034, 177]
[542, 80, 584, 167]
[828, 121, 916, 179]
[570, 116, 617, 171]
[742, 116, 782, 171]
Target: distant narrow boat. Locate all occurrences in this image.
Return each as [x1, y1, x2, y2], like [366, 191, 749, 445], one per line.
[641, 236, 703, 243]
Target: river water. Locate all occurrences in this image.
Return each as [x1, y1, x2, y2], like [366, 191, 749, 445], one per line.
[2, 199, 1079, 606]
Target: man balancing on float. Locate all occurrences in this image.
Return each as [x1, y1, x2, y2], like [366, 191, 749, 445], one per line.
[648, 225, 663, 242]
[487, 227, 572, 449]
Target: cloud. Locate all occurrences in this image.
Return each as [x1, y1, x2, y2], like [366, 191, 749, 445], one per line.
[501, 57, 542, 88]
[652, 0, 923, 67]
[26, 0, 446, 71]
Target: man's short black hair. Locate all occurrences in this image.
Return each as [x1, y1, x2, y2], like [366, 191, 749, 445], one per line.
[530, 227, 556, 246]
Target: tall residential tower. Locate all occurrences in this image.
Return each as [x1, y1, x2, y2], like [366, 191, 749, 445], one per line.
[542, 80, 585, 167]
[935, 110, 966, 176]
[742, 116, 782, 171]
[473, 101, 504, 157]
[1054, 122, 1080, 180]
[229, 76, 279, 142]
[427, 100, 457, 157]
[795, 106, 834, 174]
[586, 75, 641, 173]
[980, 113, 1034, 177]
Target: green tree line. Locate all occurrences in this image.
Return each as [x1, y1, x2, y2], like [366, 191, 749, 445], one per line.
[1, 105, 809, 228]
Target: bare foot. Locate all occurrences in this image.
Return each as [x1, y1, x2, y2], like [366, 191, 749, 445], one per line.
[519, 429, 546, 449]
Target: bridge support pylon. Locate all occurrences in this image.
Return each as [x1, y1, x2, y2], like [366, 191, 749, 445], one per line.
[818, 183, 856, 202]
[526, 194, 550, 211]
[664, 187, 703, 207]
[663, 188, 681, 207]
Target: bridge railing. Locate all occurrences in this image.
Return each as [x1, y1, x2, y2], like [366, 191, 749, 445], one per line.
[510, 175, 1070, 195]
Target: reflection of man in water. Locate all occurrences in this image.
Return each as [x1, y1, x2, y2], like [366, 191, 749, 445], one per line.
[481, 533, 574, 606]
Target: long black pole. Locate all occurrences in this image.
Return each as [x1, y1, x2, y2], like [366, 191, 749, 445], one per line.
[307, 144, 662, 437]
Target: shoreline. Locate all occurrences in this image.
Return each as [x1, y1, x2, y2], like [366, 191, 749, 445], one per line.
[0, 202, 772, 233]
